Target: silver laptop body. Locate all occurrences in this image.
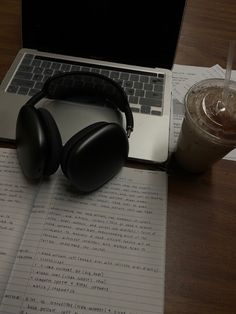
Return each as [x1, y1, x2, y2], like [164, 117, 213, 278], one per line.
[0, 1, 186, 164]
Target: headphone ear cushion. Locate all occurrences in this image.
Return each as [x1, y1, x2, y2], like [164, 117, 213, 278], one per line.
[61, 122, 128, 192]
[16, 105, 62, 179]
[37, 108, 62, 175]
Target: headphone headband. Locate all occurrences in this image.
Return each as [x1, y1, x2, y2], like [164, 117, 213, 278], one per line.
[25, 71, 134, 137]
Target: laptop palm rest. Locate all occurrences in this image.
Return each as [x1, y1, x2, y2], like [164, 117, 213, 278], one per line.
[45, 99, 169, 164]
[44, 99, 122, 145]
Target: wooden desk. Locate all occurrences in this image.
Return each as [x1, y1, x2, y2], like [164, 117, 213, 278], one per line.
[0, 1, 236, 313]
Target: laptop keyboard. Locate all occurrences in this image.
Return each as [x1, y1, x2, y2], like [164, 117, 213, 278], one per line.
[7, 54, 165, 116]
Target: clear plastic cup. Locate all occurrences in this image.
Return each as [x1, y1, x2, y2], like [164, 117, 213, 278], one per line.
[175, 78, 236, 172]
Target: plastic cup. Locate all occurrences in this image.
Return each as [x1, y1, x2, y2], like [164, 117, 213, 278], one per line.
[175, 78, 236, 172]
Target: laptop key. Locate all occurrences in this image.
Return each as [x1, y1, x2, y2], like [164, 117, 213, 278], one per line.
[7, 85, 19, 94]
[91, 68, 101, 74]
[42, 61, 51, 68]
[28, 89, 41, 96]
[110, 71, 119, 79]
[144, 83, 153, 91]
[11, 78, 34, 88]
[130, 74, 139, 81]
[101, 70, 110, 76]
[150, 77, 164, 84]
[61, 64, 71, 72]
[15, 71, 33, 80]
[18, 65, 34, 72]
[43, 69, 54, 75]
[158, 73, 165, 78]
[140, 75, 149, 83]
[124, 88, 134, 95]
[31, 59, 41, 67]
[124, 81, 133, 88]
[134, 81, 143, 89]
[21, 58, 32, 66]
[21, 54, 34, 65]
[51, 62, 61, 70]
[135, 89, 144, 97]
[141, 105, 151, 114]
[129, 96, 139, 104]
[139, 97, 162, 107]
[120, 72, 129, 80]
[33, 67, 44, 74]
[81, 66, 90, 72]
[145, 91, 163, 100]
[18, 87, 29, 95]
[154, 84, 164, 92]
[130, 107, 140, 113]
[151, 109, 162, 116]
[32, 74, 43, 81]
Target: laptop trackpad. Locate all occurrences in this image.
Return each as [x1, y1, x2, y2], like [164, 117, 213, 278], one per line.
[43, 99, 123, 144]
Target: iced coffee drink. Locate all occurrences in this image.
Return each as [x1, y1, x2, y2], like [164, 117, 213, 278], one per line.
[175, 79, 236, 172]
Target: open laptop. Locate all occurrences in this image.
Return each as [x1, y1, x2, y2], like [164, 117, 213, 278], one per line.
[0, 0, 186, 164]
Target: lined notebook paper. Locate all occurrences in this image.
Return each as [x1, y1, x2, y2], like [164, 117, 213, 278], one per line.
[0, 148, 167, 314]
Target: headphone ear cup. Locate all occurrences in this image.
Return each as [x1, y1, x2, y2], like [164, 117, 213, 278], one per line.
[61, 121, 107, 174]
[61, 122, 128, 192]
[37, 108, 62, 175]
[16, 106, 62, 179]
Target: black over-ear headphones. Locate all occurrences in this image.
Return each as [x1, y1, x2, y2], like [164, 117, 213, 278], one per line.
[16, 71, 134, 193]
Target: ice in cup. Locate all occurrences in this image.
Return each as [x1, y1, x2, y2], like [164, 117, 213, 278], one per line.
[175, 78, 236, 172]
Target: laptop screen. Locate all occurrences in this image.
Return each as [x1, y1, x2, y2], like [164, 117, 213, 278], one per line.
[22, 0, 186, 69]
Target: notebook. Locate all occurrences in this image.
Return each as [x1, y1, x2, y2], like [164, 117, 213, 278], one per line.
[0, 0, 186, 164]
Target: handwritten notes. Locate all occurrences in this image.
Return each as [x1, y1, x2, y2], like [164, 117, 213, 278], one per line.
[0, 148, 167, 314]
[0, 149, 38, 301]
